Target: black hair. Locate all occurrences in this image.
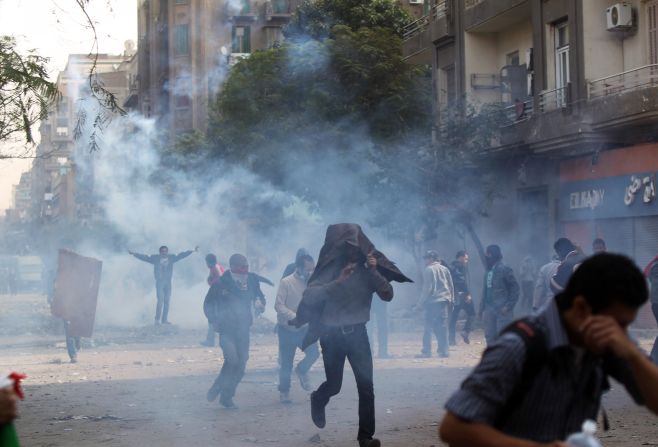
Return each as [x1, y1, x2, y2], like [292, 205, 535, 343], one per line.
[455, 250, 467, 259]
[295, 253, 314, 269]
[205, 254, 217, 265]
[423, 250, 439, 261]
[554, 238, 575, 260]
[486, 245, 502, 261]
[295, 248, 309, 262]
[555, 253, 647, 313]
[229, 253, 248, 267]
[159, 246, 168, 252]
[593, 238, 606, 247]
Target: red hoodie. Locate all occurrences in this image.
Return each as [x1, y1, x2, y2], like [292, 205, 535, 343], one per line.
[208, 264, 225, 285]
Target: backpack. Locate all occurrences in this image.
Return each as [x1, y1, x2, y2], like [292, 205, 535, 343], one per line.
[494, 318, 610, 431]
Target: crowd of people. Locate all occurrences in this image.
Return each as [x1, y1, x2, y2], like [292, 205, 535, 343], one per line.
[3, 224, 658, 447]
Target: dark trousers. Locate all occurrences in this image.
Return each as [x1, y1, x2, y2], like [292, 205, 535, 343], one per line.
[155, 281, 172, 323]
[367, 300, 389, 356]
[518, 281, 534, 316]
[482, 306, 513, 345]
[422, 302, 450, 356]
[315, 324, 375, 441]
[64, 320, 80, 361]
[277, 326, 320, 392]
[448, 299, 475, 342]
[204, 323, 217, 345]
[651, 303, 658, 364]
[210, 329, 250, 399]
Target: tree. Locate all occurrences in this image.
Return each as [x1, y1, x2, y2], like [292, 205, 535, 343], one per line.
[208, 25, 431, 192]
[0, 36, 58, 149]
[285, 0, 413, 39]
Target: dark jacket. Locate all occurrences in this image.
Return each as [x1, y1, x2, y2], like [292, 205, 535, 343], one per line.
[481, 261, 519, 312]
[291, 223, 412, 349]
[550, 250, 586, 294]
[449, 261, 470, 302]
[650, 263, 658, 305]
[131, 251, 193, 284]
[203, 271, 266, 333]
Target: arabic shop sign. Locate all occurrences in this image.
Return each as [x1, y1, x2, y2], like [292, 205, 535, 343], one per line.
[560, 173, 658, 221]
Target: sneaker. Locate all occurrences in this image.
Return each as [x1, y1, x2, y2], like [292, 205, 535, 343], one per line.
[296, 367, 312, 392]
[461, 331, 471, 345]
[219, 395, 238, 409]
[200, 340, 214, 347]
[414, 352, 431, 358]
[280, 392, 292, 404]
[439, 352, 449, 359]
[310, 391, 326, 428]
[207, 384, 221, 402]
[359, 438, 381, 447]
[70, 357, 78, 364]
[162, 321, 172, 325]
[449, 339, 457, 347]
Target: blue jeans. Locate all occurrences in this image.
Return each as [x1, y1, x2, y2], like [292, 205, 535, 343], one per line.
[422, 302, 450, 356]
[209, 329, 250, 400]
[64, 320, 80, 361]
[315, 324, 375, 441]
[277, 326, 319, 392]
[482, 306, 513, 345]
[155, 281, 172, 323]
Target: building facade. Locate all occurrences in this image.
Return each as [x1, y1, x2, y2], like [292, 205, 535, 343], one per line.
[403, 0, 658, 326]
[137, 0, 300, 138]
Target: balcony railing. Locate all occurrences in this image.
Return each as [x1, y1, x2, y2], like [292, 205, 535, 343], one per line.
[402, 0, 447, 41]
[539, 85, 569, 112]
[588, 64, 658, 99]
[503, 99, 534, 124]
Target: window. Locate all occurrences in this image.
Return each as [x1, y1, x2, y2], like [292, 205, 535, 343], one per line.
[175, 95, 191, 109]
[438, 64, 456, 110]
[174, 24, 189, 55]
[232, 26, 251, 53]
[554, 20, 569, 106]
[649, 1, 658, 65]
[265, 27, 283, 48]
[506, 50, 520, 66]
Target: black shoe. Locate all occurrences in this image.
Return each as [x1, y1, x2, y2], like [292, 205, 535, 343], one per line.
[207, 384, 220, 402]
[310, 391, 326, 428]
[461, 331, 470, 344]
[449, 339, 457, 346]
[414, 352, 431, 358]
[359, 438, 381, 447]
[70, 357, 78, 364]
[219, 395, 238, 409]
[280, 392, 292, 404]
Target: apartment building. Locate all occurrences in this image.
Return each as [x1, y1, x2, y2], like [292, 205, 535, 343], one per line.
[28, 52, 133, 223]
[137, 0, 300, 138]
[403, 1, 658, 326]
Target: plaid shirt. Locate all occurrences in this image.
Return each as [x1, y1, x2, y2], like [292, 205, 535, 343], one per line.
[445, 300, 644, 443]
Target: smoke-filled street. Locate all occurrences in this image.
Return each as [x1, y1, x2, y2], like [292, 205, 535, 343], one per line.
[0, 294, 655, 447]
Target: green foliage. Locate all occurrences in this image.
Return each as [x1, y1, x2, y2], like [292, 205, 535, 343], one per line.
[0, 36, 58, 146]
[285, 0, 413, 39]
[208, 25, 432, 188]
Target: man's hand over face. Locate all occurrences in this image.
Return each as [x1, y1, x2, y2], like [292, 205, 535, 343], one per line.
[580, 315, 636, 360]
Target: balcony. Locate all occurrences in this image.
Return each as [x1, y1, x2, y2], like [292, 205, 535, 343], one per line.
[402, 1, 450, 64]
[464, 0, 529, 32]
[538, 85, 569, 113]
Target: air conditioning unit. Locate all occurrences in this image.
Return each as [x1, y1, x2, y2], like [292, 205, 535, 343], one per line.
[409, 0, 424, 5]
[606, 3, 633, 31]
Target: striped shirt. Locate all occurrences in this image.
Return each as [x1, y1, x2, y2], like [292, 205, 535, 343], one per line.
[444, 300, 644, 443]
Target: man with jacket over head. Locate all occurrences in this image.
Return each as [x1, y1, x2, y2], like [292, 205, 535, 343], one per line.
[290, 224, 412, 447]
[204, 253, 266, 409]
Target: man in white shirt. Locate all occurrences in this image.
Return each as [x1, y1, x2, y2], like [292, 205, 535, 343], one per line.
[275, 253, 319, 403]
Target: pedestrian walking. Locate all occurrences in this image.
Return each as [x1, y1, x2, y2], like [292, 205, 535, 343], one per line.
[275, 253, 319, 403]
[592, 237, 607, 254]
[204, 254, 267, 409]
[440, 253, 658, 446]
[414, 250, 454, 357]
[200, 253, 225, 347]
[128, 245, 197, 325]
[448, 251, 474, 345]
[290, 223, 411, 447]
[533, 238, 575, 312]
[479, 245, 519, 345]
[517, 256, 536, 316]
[282, 248, 309, 279]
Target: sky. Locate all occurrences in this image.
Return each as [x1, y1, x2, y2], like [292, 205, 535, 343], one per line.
[0, 0, 138, 212]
